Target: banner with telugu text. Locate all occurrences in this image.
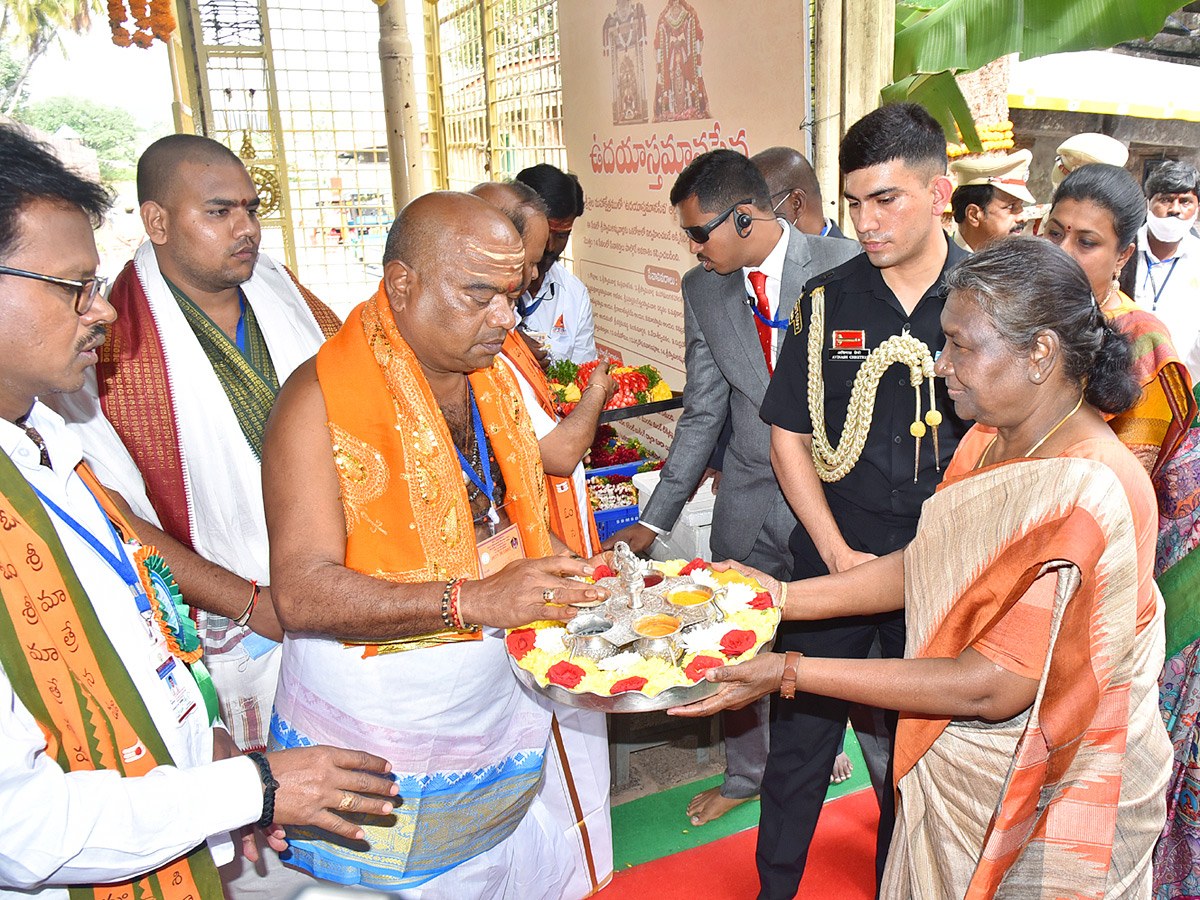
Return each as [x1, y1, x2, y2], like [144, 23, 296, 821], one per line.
[560, 0, 810, 454]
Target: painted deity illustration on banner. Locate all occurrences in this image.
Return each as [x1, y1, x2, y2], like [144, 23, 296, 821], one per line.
[652, 0, 710, 122]
[603, 0, 649, 126]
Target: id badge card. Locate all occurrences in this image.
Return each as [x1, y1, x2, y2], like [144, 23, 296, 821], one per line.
[156, 655, 197, 725]
[478, 524, 524, 578]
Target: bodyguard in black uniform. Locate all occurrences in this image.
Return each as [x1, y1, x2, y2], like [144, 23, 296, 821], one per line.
[755, 104, 972, 898]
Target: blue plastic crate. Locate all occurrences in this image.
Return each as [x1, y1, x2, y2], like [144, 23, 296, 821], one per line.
[593, 504, 640, 542]
[585, 460, 649, 478]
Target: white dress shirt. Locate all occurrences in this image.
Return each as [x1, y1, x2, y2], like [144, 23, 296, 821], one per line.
[0, 403, 262, 899]
[741, 221, 791, 362]
[516, 261, 598, 365]
[1135, 225, 1200, 381]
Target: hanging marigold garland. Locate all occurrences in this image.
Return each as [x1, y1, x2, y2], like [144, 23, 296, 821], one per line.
[108, 0, 176, 48]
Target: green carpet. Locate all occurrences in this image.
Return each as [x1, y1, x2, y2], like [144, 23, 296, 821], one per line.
[611, 726, 871, 869]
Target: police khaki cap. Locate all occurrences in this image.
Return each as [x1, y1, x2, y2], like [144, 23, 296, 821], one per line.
[950, 150, 1036, 205]
[1052, 133, 1129, 186]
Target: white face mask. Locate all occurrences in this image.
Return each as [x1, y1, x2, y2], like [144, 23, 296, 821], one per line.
[1146, 203, 1198, 244]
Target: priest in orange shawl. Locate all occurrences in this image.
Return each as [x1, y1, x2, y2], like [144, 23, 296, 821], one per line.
[672, 239, 1171, 899]
[262, 191, 609, 898]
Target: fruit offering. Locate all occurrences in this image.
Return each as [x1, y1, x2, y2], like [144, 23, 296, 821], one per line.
[546, 360, 672, 415]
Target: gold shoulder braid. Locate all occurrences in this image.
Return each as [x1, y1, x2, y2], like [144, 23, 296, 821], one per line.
[806, 285, 942, 483]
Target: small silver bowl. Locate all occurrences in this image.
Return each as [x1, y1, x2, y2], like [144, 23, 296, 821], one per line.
[566, 615, 617, 662]
[632, 614, 683, 665]
[665, 584, 724, 624]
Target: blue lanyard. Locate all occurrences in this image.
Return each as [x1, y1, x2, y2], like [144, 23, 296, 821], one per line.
[519, 282, 555, 319]
[29, 483, 147, 612]
[748, 295, 789, 329]
[819, 220, 831, 237]
[1142, 252, 1180, 312]
[235, 293, 247, 353]
[455, 385, 495, 507]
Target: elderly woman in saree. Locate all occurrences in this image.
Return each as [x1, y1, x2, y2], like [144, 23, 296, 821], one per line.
[1043, 163, 1200, 897]
[672, 238, 1171, 899]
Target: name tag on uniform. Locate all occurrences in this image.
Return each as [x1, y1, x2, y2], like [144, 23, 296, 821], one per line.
[830, 329, 869, 362]
[156, 656, 197, 725]
[477, 522, 525, 578]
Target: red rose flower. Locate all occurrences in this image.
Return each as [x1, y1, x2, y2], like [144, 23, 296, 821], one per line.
[609, 676, 648, 695]
[505, 628, 537, 661]
[749, 591, 773, 610]
[684, 654, 724, 682]
[719, 629, 756, 658]
[591, 564, 616, 580]
[547, 660, 586, 688]
[679, 558, 710, 576]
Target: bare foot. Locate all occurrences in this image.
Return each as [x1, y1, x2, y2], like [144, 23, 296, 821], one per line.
[830, 752, 853, 784]
[686, 786, 757, 825]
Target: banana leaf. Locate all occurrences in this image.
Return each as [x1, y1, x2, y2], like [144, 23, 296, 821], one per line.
[882, 70, 982, 150]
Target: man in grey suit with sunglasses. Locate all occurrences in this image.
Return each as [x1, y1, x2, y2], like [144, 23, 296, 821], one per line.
[605, 148, 859, 826]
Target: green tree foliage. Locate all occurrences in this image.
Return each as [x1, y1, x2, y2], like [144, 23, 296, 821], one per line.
[17, 95, 139, 185]
[0, 0, 99, 115]
[887, 0, 1187, 149]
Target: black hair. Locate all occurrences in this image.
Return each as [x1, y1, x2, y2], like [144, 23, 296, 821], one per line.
[839, 103, 947, 178]
[950, 183, 996, 224]
[946, 236, 1138, 415]
[137, 133, 245, 205]
[1051, 163, 1145, 250]
[515, 164, 584, 220]
[1145, 160, 1200, 200]
[669, 148, 771, 212]
[0, 123, 111, 261]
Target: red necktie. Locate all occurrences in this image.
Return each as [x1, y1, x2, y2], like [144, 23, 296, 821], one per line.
[748, 270, 773, 375]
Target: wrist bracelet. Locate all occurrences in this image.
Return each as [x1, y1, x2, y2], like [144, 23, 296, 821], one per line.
[246, 751, 278, 828]
[780, 650, 803, 700]
[440, 579, 456, 629]
[234, 580, 259, 627]
[778, 581, 788, 613]
[448, 577, 477, 631]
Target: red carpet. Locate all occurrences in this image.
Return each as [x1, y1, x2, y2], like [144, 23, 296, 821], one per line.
[596, 789, 879, 900]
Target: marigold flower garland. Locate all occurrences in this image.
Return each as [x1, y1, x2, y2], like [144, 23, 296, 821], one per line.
[108, 0, 176, 48]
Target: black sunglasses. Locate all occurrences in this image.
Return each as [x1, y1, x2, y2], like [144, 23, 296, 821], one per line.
[683, 198, 752, 244]
[0, 265, 108, 315]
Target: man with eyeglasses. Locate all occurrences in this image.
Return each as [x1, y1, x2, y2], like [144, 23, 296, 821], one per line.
[607, 148, 859, 828]
[0, 121, 400, 900]
[752, 146, 846, 240]
[1134, 160, 1200, 380]
[513, 164, 598, 367]
[47, 134, 340, 898]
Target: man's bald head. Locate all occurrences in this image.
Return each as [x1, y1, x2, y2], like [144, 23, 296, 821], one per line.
[381, 191, 525, 375]
[383, 191, 523, 274]
[468, 181, 548, 239]
[750, 146, 826, 235]
[137, 134, 246, 206]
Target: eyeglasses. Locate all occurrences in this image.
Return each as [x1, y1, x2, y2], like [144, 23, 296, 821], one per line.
[0, 265, 108, 315]
[770, 188, 799, 213]
[682, 198, 752, 244]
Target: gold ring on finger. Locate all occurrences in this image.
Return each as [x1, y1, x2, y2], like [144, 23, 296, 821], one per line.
[338, 791, 355, 811]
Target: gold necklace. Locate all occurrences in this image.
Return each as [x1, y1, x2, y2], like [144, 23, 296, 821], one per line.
[977, 393, 1084, 469]
[802, 285, 941, 483]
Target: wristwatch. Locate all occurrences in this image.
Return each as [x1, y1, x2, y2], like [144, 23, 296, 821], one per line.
[780, 651, 803, 700]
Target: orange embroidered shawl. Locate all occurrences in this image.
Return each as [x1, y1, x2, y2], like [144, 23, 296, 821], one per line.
[0, 456, 222, 900]
[500, 330, 601, 557]
[316, 286, 552, 650]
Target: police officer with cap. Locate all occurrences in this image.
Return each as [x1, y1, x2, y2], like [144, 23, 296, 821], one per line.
[949, 149, 1036, 252]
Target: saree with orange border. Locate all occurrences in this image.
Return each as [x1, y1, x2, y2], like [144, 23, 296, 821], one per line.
[1107, 291, 1197, 480]
[883, 430, 1171, 899]
[270, 286, 568, 891]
